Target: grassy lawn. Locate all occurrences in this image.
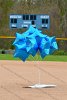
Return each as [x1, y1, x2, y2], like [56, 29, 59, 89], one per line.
[0, 54, 67, 62]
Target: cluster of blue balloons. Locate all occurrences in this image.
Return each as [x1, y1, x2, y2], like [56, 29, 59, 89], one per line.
[13, 26, 58, 61]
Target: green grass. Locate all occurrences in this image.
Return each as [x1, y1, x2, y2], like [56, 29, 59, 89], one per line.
[0, 54, 67, 62]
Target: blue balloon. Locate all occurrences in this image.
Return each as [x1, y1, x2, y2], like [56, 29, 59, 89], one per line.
[13, 25, 58, 61]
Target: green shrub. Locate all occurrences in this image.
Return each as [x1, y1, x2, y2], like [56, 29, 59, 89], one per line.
[53, 50, 67, 55]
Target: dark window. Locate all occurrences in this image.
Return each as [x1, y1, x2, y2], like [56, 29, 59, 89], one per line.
[23, 26, 27, 28]
[30, 15, 33, 20]
[23, 15, 26, 20]
[46, 19, 48, 24]
[34, 15, 36, 20]
[26, 15, 29, 20]
[30, 15, 36, 20]
[42, 19, 45, 24]
[11, 18, 17, 23]
[42, 19, 48, 24]
[14, 18, 17, 23]
[32, 21, 35, 25]
[11, 19, 13, 23]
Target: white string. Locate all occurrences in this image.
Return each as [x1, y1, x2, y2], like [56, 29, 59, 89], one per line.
[37, 61, 41, 84]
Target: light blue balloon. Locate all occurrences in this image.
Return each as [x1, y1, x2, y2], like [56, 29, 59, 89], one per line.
[13, 25, 58, 61]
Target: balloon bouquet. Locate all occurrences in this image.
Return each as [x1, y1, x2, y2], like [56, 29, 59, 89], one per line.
[13, 25, 58, 88]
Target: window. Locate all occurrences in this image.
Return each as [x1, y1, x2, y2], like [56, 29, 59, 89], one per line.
[23, 15, 26, 20]
[34, 15, 36, 20]
[42, 19, 45, 24]
[46, 19, 48, 24]
[30, 15, 33, 20]
[11, 19, 13, 23]
[11, 18, 17, 23]
[42, 19, 48, 24]
[32, 21, 35, 25]
[23, 26, 27, 28]
[23, 15, 29, 20]
[30, 15, 36, 20]
[26, 15, 29, 20]
[23, 15, 36, 20]
[14, 18, 17, 23]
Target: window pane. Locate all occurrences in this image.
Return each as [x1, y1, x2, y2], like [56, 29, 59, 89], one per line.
[23, 15, 25, 20]
[26, 15, 29, 20]
[42, 19, 48, 24]
[34, 15, 36, 20]
[46, 19, 48, 24]
[30, 15, 36, 20]
[42, 19, 45, 24]
[30, 15, 33, 20]
[32, 21, 35, 25]
[11, 19, 13, 23]
[14, 19, 17, 23]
